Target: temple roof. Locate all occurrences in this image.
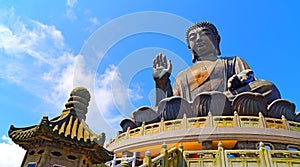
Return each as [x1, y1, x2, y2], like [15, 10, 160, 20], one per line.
[9, 109, 104, 146]
[9, 109, 113, 162]
[8, 87, 113, 163]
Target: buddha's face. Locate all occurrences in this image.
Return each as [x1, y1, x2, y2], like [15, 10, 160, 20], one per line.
[188, 27, 218, 62]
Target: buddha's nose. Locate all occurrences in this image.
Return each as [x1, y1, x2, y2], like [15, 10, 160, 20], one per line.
[195, 34, 201, 41]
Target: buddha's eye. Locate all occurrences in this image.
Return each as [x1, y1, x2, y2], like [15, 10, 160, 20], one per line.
[189, 34, 196, 41]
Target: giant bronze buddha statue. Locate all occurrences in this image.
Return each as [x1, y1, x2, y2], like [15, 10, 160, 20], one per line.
[153, 21, 280, 105]
[120, 22, 296, 132]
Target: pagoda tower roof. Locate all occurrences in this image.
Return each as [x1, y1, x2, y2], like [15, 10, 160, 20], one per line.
[8, 87, 113, 164]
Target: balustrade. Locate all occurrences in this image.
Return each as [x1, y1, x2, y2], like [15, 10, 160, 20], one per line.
[138, 142, 300, 167]
[107, 112, 300, 148]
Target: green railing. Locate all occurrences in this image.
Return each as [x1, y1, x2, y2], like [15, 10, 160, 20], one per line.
[135, 142, 300, 167]
[107, 112, 300, 147]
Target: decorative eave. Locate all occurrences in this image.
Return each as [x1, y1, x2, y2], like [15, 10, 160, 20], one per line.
[9, 111, 102, 143]
[8, 87, 114, 163]
[9, 110, 113, 163]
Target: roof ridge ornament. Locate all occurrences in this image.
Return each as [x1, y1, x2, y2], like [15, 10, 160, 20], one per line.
[64, 86, 91, 121]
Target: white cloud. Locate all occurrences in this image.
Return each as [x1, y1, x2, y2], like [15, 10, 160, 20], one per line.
[0, 8, 119, 139]
[86, 16, 101, 33]
[74, 63, 144, 139]
[41, 52, 77, 108]
[0, 135, 26, 167]
[66, 0, 78, 20]
[0, 7, 143, 143]
[66, 0, 77, 8]
[95, 65, 143, 117]
[89, 17, 100, 26]
[0, 9, 75, 113]
[66, 9, 77, 21]
[0, 20, 64, 64]
[95, 65, 123, 116]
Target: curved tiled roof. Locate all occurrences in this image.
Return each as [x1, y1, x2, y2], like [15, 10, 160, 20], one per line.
[50, 110, 104, 144]
[8, 87, 113, 163]
[9, 109, 113, 161]
[9, 124, 38, 141]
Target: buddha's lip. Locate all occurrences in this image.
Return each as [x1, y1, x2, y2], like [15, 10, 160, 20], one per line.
[196, 42, 205, 47]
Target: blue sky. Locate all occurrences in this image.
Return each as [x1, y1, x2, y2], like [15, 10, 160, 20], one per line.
[1, 1, 300, 166]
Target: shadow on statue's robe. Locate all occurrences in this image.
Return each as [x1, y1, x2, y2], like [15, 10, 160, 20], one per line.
[192, 91, 232, 117]
[157, 96, 194, 121]
[267, 99, 296, 121]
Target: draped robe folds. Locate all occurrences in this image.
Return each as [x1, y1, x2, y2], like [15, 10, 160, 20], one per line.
[173, 56, 250, 101]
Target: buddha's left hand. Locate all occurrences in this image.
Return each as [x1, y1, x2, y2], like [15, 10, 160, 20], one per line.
[228, 69, 255, 91]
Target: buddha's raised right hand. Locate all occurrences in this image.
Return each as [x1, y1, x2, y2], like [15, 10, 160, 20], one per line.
[152, 53, 172, 89]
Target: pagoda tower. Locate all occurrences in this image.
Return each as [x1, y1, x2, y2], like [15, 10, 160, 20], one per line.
[9, 87, 113, 167]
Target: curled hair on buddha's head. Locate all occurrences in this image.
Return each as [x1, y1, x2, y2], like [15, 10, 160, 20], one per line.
[186, 21, 221, 55]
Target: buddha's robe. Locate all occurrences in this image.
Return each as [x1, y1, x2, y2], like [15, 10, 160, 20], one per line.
[173, 56, 248, 101]
[173, 56, 280, 104]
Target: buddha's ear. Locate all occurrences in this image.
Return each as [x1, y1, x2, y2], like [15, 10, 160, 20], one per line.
[191, 50, 198, 63]
[216, 35, 221, 55]
[213, 39, 221, 55]
[216, 46, 221, 55]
